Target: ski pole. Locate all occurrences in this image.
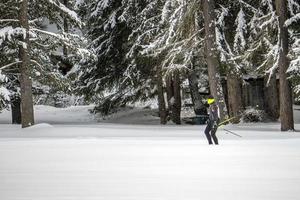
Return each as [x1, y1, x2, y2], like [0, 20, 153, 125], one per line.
[218, 116, 237, 127]
[223, 128, 242, 138]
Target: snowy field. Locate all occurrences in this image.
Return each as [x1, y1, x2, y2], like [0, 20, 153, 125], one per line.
[1, 106, 300, 200]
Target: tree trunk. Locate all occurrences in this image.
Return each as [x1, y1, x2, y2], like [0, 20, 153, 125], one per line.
[156, 65, 167, 124]
[188, 70, 206, 115]
[172, 70, 181, 124]
[264, 75, 279, 121]
[166, 73, 173, 118]
[227, 73, 243, 123]
[202, 0, 227, 120]
[19, 0, 34, 128]
[166, 71, 181, 124]
[276, 0, 294, 131]
[63, 0, 69, 57]
[11, 95, 21, 124]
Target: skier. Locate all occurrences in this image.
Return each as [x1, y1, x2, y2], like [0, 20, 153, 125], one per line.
[204, 95, 220, 145]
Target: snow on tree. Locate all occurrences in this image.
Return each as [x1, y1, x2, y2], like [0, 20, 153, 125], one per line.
[202, 0, 257, 120]
[126, 0, 205, 123]
[241, 0, 299, 80]
[0, 0, 91, 89]
[239, 0, 298, 129]
[76, 0, 165, 114]
[130, 3, 203, 80]
[76, 0, 206, 121]
[0, 0, 92, 126]
[289, 38, 300, 74]
[0, 72, 10, 110]
[131, 0, 203, 73]
[286, 0, 300, 73]
[286, 0, 300, 102]
[233, 8, 247, 53]
[213, 0, 258, 71]
[75, 0, 131, 106]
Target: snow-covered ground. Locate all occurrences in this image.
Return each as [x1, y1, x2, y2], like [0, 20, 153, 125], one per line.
[0, 105, 300, 200]
[0, 105, 98, 125]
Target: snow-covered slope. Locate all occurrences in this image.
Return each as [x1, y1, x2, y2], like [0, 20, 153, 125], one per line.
[0, 105, 161, 125]
[0, 105, 97, 124]
[2, 104, 300, 125]
[1, 136, 300, 200]
[1, 105, 300, 200]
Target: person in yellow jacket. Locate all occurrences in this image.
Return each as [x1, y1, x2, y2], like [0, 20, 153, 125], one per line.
[204, 95, 220, 145]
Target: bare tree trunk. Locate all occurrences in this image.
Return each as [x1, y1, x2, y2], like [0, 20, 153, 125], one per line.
[264, 75, 279, 121]
[227, 73, 243, 123]
[166, 71, 181, 124]
[156, 65, 167, 124]
[276, 0, 294, 131]
[11, 95, 21, 124]
[172, 70, 181, 124]
[63, 0, 69, 57]
[202, 0, 227, 120]
[19, 0, 34, 128]
[188, 70, 206, 115]
[166, 73, 173, 118]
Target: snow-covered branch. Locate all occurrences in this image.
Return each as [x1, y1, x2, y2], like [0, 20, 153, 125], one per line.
[0, 86, 10, 101]
[30, 59, 44, 70]
[238, 0, 258, 13]
[30, 28, 81, 50]
[0, 61, 22, 70]
[0, 26, 26, 44]
[259, 12, 277, 30]
[45, 0, 83, 27]
[285, 13, 300, 26]
[0, 19, 19, 23]
[234, 8, 247, 53]
[288, 0, 300, 16]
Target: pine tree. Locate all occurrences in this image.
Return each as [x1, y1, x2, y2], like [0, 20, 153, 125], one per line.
[127, 0, 206, 124]
[0, 0, 20, 116]
[76, 0, 132, 105]
[202, 0, 227, 120]
[239, 1, 280, 120]
[0, 0, 91, 127]
[286, 0, 300, 106]
[276, 0, 294, 131]
[0, 74, 10, 111]
[242, 0, 299, 128]
[215, 1, 244, 122]
[211, 0, 262, 122]
[19, 0, 34, 127]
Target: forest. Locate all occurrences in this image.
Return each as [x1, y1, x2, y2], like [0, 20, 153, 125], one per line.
[2, 1, 300, 200]
[0, 0, 300, 130]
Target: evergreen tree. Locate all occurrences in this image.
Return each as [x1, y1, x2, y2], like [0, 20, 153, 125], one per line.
[127, 0, 206, 124]
[19, 0, 34, 127]
[276, 0, 294, 131]
[286, 0, 300, 103]
[76, 0, 131, 107]
[202, 0, 227, 120]
[214, 0, 258, 122]
[0, 0, 91, 127]
[241, 0, 299, 129]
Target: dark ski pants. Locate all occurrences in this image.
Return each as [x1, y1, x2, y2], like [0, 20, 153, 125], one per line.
[204, 121, 219, 145]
